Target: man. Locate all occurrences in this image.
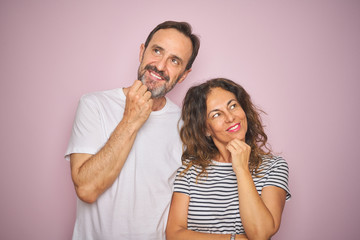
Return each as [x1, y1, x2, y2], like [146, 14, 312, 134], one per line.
[65, 21, 200, 239]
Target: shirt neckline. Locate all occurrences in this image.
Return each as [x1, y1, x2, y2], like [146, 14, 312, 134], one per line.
[119, 88, 171, 115]
[211, 160, 233, 166]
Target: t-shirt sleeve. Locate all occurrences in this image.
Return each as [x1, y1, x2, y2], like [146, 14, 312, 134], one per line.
[65, 94, 105, 160]
[173, 164, 191, 196]
[264, 157, 291, 200]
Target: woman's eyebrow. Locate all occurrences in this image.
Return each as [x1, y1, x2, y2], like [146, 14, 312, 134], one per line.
[227, 99, 237, 106]
[207, 99, 237, 117]
[207, 108, 219, 118]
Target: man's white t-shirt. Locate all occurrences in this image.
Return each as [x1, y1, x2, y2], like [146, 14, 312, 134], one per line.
[65, 88, 182, 240]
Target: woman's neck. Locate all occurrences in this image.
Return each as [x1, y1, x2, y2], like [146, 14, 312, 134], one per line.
[214, 146, 232, 163]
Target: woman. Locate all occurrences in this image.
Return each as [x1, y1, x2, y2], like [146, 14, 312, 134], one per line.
[166, 78, 291, 240]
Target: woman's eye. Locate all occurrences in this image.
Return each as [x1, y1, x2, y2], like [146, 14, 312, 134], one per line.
[213, 113, 220, 118]
[230, 104, 237, 109]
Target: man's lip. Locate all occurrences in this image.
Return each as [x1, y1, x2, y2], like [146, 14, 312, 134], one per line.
[227, 123, 240, 132]
[149, 70, 164, 81]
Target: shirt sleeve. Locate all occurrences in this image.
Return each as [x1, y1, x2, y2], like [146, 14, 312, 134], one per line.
[264, 157, 292, 200]
[173, 164, 191, 196]
[65, 94, 105, 160]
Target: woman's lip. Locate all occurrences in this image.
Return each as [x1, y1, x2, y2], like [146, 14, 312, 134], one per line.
[227, 123, 240, 132]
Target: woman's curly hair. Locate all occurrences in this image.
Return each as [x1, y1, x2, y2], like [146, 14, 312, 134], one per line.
[180, 78, 271, 180]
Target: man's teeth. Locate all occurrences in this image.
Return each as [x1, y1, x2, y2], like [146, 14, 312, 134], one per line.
[151, 72, 162, 80]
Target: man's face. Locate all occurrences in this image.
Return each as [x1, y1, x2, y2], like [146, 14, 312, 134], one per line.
[137, 28, 193, 98]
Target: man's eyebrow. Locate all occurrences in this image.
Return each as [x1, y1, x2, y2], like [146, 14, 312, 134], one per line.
[152, 44, 164, 52]
[152, 44, 184, 64]
[172, 55, 183, 64]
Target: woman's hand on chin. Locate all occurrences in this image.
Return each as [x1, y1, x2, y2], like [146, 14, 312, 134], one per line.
[226, 138, 251, 173]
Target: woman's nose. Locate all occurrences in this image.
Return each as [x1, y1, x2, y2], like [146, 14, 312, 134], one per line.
[224, 111, 234, 122]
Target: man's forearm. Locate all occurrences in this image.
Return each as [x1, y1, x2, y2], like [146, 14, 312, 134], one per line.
[71, 81, 153, 203]
[71, 120, 139, 203]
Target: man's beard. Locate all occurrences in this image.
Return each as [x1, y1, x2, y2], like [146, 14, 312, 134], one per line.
[137, 64, 182, 99]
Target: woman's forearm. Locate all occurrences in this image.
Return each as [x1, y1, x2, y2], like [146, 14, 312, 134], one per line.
[235, 169, 276, 240]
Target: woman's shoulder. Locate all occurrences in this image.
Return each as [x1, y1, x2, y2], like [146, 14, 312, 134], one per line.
[178, 159, 200, 174]
[260, 155, 289, 170]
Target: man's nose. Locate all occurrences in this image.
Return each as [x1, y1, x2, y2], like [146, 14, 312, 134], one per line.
[156, 56, 167, 71]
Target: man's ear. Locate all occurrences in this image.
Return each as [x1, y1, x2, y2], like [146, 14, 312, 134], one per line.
[177, 68, 192, 84]
[139, 44, 145, 62]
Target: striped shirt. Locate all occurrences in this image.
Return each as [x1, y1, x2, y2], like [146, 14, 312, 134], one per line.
[173, 155, 291, 234]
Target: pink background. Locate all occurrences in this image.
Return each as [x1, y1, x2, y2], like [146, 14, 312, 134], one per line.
[1, 0, 359, 239]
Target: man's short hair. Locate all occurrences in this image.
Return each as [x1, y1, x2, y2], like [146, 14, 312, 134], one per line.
[144, 21, 200, 70]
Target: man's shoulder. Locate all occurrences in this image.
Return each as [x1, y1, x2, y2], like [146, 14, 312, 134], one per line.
[79, 88, 124, 105]
[81, 88, 122, 99]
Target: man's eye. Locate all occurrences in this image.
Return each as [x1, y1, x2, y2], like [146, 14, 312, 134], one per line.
[172, 58, 179, 65]
[154, 49, 160, 54]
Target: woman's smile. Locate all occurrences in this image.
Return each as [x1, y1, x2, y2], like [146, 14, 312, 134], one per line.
[227, 123, 241, 132]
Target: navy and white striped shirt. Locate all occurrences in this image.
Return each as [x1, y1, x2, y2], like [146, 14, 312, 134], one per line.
[173, 155, 291, 234]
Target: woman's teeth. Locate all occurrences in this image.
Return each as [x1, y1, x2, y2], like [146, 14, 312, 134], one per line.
[228, 124, 239, 131]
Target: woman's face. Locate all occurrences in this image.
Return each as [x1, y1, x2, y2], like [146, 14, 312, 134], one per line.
[205, 87, 248, 149]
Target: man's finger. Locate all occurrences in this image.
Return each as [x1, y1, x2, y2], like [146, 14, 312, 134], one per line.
[130, 80, 143, 92]
[143, 90, 152, 100]
[138, 84, 149, 96]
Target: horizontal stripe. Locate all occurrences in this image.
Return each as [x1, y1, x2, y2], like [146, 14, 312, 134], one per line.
[174, 155, 291, 234]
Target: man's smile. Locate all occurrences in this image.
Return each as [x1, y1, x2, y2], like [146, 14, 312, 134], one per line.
[145, 65, 170, 82]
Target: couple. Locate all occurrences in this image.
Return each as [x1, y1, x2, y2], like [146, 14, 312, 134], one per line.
[65, 20, 291, 240]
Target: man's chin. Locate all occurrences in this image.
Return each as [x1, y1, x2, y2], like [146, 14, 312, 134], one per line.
[138, 75, 169, 98]
[149, 88, 166, 98]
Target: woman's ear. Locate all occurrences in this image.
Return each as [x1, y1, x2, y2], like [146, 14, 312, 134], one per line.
[205, 124, 211, 137]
